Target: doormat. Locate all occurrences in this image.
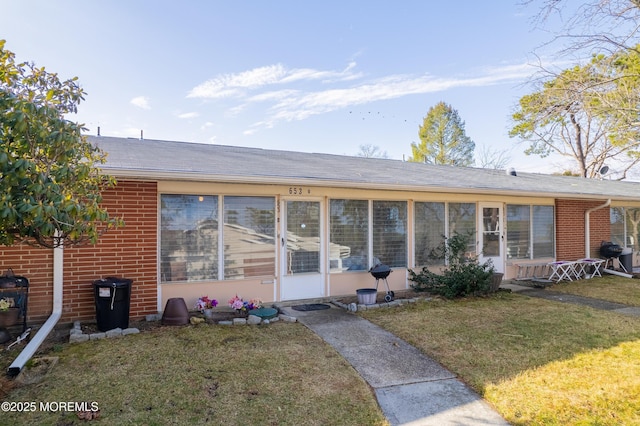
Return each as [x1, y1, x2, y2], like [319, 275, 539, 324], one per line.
[291, 303, 330, 312]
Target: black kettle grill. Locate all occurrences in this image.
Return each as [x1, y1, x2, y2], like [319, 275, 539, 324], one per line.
[599, 242, 623, 259]
[369, 264, 394, 302]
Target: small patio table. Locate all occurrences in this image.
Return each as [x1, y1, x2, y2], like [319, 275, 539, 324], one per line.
[548, 260, 579, 282]
[577, 258, 605, 279]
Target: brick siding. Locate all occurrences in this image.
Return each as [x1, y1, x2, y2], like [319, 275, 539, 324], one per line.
[555, 199, 611, 260]
[0, 180, 158, 324]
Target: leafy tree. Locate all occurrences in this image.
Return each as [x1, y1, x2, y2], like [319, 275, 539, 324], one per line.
[410, 102, 475, 166]
[0, 40, 121, 248]
[509, 50, 640, 179]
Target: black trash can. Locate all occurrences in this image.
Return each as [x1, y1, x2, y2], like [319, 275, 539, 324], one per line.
[93, 277, 133, 332]
[619, 252, 633, 274]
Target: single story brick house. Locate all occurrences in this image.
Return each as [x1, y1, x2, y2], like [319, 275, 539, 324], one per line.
[3, 135, 640, 326]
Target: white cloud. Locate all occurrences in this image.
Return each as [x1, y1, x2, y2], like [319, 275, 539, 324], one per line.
[130, 96, 151, 110]
[257, 63, 536, 128]
[187, 60, 537, 136]
[187, 62, 361, 99]
[177, 112, 199, 119]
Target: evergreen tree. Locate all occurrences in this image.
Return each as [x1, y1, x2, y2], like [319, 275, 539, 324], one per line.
[410, 102, 475, 166]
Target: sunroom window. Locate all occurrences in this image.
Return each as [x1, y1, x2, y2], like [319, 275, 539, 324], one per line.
[329, 199, 369, 272]
[414, 202, 446, 266]
[448, 202, 477, 256]
[373, 201, 407, 267]
[223, 196, 276, 280]
[506, 204, 554, 259]
[160, 194, 218, 282]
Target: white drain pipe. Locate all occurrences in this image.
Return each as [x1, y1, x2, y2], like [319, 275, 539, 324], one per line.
[585, 199, 611, 258]
[8, 240, 63, 377]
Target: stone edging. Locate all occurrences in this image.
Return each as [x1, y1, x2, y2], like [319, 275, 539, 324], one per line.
[69, 313, 299, 343]
[68, 298, 430, 343]
[69, 321, 140, 343]
[331, 296, 431, 312]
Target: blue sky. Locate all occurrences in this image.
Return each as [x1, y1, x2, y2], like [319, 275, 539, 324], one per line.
[4, 1, 571, 173]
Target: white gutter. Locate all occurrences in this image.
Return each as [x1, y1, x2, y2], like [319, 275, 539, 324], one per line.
[585, 199, 611, 258]
[8, 239, 63, 377]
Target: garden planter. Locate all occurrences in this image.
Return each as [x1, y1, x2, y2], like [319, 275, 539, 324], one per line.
[161, 298, 189, 326]
[0, 307, 20, 327]
[356, 288, 377, 305]
[490, 273, 504, 293]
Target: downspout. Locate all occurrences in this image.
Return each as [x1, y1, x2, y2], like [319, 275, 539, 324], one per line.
[585, 199, 611, 259]
[7, 239, 63, 377]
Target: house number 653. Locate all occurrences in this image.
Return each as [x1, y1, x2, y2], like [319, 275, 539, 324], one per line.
[288, 187, 304, 195]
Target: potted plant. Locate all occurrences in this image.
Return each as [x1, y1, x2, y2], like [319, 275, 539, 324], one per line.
[0, 298, 20, 328]
[194, 296, 218, 318]
[227, 295, 262, 316]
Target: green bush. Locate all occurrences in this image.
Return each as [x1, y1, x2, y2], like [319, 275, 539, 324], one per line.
[409, 233, 495, 298]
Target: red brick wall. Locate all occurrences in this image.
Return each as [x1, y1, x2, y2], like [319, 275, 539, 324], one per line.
[0, 180, 158, 325]
[555, 199, 611, 260]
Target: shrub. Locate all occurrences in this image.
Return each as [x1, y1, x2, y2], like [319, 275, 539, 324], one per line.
[409, 233, 495, 298]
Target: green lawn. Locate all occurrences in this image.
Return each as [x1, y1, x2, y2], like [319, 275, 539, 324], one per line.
[1, 324, 387, 426]
[548, 274, 640, 306]
[359, 283, 640, 425]
[3, 276, 640, 425]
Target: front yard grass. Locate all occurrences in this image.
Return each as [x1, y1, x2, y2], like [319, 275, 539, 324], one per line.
[3, 276, 640, 425]
[359, 290, 640, 425]
[1, 323, 387, 426]
[549, 274, 640, 306]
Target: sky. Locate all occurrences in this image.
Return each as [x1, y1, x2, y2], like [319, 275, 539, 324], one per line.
[3, 1, 576, 173]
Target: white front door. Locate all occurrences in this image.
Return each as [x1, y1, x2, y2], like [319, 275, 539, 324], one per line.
[478, 203, 504, 273]
[280, 200, 325, 300]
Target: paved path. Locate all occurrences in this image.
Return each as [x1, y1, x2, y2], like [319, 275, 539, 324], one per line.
[280, 304, 509, 426]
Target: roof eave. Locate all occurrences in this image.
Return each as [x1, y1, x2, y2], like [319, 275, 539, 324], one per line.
[103, 167, 626, 201]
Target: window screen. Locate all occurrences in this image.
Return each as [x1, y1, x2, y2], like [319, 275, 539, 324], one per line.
[373, 201, 407, 267]
[160, 194, 218, 282]
[223, 196, 276, 279]
[414, 202, 446, 266]
[448, 203, 476, 255]
[329, 199, 369, 272]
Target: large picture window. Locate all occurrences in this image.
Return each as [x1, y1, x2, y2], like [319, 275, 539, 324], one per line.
[533, 205, 554, 258]
[329, 199, 369, 272]
[373, 201, 407, 267]
[506, 204, 554, 259]
[160, 194, 218, 282]
[506, 205, 530, 259]
[223, 196, 276, 280]
[449, 203, 477, 256]
[414, 202, 445, 266]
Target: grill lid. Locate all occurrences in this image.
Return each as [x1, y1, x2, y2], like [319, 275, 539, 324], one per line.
[369, 263, 392, 278]
[600, 242, 623, 258]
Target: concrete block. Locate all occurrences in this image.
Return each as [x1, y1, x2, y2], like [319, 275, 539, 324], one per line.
[279, 314, 297, 323]
[69, 333, 89, 343]
[89, 332, 106, 340]
[105, 328, 123, 338]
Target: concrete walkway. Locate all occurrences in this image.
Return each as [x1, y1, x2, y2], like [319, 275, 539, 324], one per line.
[279, 304, 509, 426]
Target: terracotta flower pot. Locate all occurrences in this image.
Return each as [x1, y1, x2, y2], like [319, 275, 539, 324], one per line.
[0, 308, 20, 328]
